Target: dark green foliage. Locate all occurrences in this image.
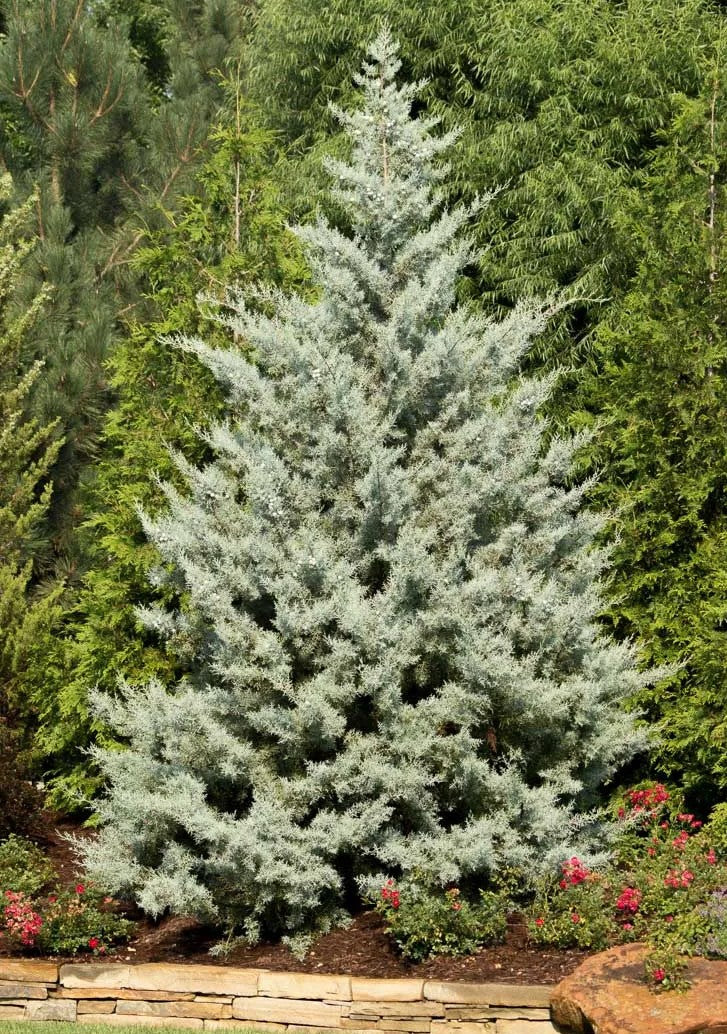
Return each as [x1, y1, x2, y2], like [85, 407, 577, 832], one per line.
[586, 63, 727, 801]
[0, 726, 44, 840]
[36, 97, 307, 809]
[247, 0, 717, 317]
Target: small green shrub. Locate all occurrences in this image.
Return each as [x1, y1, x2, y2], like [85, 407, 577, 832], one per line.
[373, 879, 508, 962]
[0, 836, 54, 897]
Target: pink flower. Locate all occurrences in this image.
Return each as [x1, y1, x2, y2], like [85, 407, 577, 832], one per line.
[706, 848, 717, 865]
[622, 922, 633, 931]
[616, 887, 642, 915]
[451, 901, 462, 912]
[570, 913, 581, 924]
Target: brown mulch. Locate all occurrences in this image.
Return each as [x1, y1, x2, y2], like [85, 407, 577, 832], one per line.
[0, 814, 590, 985]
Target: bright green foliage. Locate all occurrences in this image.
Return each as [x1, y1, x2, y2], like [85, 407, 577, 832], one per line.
[35, 92, 305, 810]
[83, 36, 651, 946]
[247, 0, 718, 315]
[586, 62, 727, 801]
[0, 176, 61, 720]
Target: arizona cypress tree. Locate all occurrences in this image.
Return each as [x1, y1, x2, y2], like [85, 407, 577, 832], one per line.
[84, 35, 650, 944]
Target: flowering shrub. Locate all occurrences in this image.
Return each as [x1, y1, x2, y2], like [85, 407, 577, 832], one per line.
[528, 784, 727, 990]
[373, 879, 508, 961]
[0, 836, 133, 956]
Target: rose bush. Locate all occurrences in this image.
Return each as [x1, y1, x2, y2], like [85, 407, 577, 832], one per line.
[527, 784, 727, 990]
[0, 836, 133, 956]
[373, 879, 508, 961]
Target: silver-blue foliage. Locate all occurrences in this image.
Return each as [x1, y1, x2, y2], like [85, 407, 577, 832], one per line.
[83, 31, 656, 942]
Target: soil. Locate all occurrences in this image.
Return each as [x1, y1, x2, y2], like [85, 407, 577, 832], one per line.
[0, 813, 590, 986]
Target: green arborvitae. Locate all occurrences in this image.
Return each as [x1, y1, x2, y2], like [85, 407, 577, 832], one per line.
[0, 174, 61, 721]
[84, 36, 653, 946]
[37, 93, 306, 809]
[585, 60, 727, 804]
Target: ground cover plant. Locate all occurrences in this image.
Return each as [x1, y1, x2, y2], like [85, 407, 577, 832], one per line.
[79, 31, 659, 956]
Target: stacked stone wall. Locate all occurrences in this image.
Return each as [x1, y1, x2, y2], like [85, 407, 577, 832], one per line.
[0, 960, 557, 1034]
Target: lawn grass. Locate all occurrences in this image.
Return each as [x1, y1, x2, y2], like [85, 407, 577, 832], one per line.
[0, 1025, 266, 1034]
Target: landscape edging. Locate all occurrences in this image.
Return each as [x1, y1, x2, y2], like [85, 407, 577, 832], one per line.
[0, 959, 557, 1033]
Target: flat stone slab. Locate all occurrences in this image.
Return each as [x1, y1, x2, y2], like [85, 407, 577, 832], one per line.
[60, 962, 261, 996]
[424, 982, 551, 1009]
[0, 960, 58, 983]
[26, 997, 78, 1021]
[551, 942, 727, 1034]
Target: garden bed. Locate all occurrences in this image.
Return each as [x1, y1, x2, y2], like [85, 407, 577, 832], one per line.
[0, 817, 588, 986]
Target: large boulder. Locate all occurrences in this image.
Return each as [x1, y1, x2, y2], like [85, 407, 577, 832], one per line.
[551, 943, 727, 1034]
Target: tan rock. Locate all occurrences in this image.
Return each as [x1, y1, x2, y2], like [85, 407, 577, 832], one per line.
[78, 1000, 117, 1014]
[345, 1003, 444, 1019]
[78, 1013, 203, 1028]
[193, 996, 233, 1004]
[205, 1021, 287, 1031]
[351, 981, 424, 1003]
[0, 960, 58, 984]
[116, 1000, 232, 1020]
[58, 988, 196, 1001]
[0, 981, 48, 999]
[431, 1022, 486, 1034]
[259, 972, 352, 1001]
[61, 964, 133, 989]
[0, 1006, 26, 1020]
[495, 1022, 557, 1034]
[444, 1007, 550, 1021]
[551, 942, 727, 1034]
[26, 997, 78, 1022]
[126, 964, 261, 997]
[232, 996, 343, 1027]
[342, 1017, 431, 1031]
[424, 984, 550, 1009]
[289, 1027, 386, 1034]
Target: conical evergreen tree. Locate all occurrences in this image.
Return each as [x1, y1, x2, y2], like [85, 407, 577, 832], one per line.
[84, 35, 651, 943]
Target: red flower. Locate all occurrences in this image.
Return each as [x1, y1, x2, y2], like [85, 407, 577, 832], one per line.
[652, 968, 666, 983]
[706, 848, 717, 865]
[570, 913, 581, 923]
[534, 918, 545, 927]
[75, 884, 85, 895]
[88, 937, 100, 950]
[616, 887, 642, 915]
[451, 901, 462, 912]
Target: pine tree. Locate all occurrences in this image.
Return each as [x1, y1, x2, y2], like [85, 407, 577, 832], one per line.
[0, 0, 151, 565]
[83, 35, 651, 944]
[0, 174, 61, 720]
[585, 60, 727, 804]
[35, 92, 305, 809]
